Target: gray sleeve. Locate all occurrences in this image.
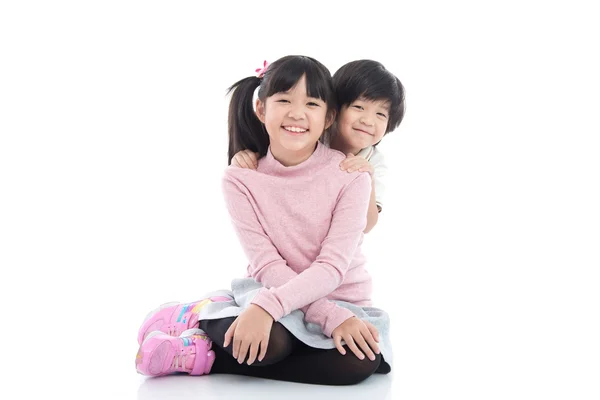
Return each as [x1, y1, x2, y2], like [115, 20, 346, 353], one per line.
[370, 149, 387, 211]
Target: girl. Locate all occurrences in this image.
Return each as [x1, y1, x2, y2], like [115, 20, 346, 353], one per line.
[232, 60, 406, 233]
[135, 55, 392, 385]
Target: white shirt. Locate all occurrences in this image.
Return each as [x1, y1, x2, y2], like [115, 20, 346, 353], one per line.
[357, 145, 387, 212]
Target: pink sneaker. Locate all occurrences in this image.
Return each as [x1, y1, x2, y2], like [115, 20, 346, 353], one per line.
[135, 329, 216, 377]
[137, 290, 232, 344]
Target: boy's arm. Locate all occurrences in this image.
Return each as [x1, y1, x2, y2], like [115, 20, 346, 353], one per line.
[364, 180, 379, 233]
[339, 153, 380, 233]
[371, 149, 387, 214]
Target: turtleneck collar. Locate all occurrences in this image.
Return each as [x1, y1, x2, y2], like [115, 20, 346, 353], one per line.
[260, 141, 326, 178]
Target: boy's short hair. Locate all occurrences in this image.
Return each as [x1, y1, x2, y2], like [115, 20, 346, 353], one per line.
[333, 60, 405, 136]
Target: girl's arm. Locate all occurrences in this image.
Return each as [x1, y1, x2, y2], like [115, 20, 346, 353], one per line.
[222, 172, 370, 336]
[231, 149, 378, 234]
[223, 172, 371, 326]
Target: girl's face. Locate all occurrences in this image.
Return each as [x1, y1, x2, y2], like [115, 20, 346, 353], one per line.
[336, 97, 390, 151]
[256, 75, 332, 163]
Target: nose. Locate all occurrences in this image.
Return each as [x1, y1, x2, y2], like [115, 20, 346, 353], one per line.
[288, 104, 306, 120]
[360, 116, 374, 126]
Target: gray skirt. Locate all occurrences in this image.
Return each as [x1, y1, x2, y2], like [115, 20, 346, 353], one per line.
[198, 278, 393, 370]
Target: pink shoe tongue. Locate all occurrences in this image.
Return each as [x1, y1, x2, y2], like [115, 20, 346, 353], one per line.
[188, 313, 199, 329]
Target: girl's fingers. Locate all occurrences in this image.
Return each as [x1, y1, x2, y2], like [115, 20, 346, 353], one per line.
[334, 335, 346, 355]
[343, 334, 365, 360]
[258, 338, 269, 362]
[232, 338, 241, 359]
[246, 341, 260, 365]
[365, 321, 380, 343]
[237, 340, 249, 364]
[355, 334, 376, 361]
[362, 323, 379, 354]
[366, 333, 380, 355]
[223, 319, 238, 348]
[361, 325, 380, 355]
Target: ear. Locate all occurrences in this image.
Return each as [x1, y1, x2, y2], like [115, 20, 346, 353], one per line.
[255, 99, 266, 123]
[324, 110, 336, 130]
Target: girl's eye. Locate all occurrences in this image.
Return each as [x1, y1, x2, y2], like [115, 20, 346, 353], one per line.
[277, 99, 290, 103]
[307, 102, 320, 107]
[352, 105, 364, 110]
[377, 113, 388, 118]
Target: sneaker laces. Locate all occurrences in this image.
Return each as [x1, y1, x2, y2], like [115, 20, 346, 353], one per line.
[166, 325, 179, 336]
[171, 352, 190, 371]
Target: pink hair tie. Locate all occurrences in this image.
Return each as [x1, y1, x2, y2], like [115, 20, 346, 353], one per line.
[255, 60, 269, 78]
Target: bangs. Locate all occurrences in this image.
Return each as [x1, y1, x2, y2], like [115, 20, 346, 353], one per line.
[360, 80, 398, 104]
[264, 57, 332, 102]
[337, 70, 398, 106]
[357, 95, 391, 112]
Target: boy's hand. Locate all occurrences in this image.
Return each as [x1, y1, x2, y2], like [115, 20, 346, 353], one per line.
[340, 153, 374, 176]
[232, 150, 259, 169]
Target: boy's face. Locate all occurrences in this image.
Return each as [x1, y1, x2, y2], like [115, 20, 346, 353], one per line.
[337, 97, 390, 150]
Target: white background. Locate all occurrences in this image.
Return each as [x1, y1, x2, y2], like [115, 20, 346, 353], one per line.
[1, 1, 598, 399]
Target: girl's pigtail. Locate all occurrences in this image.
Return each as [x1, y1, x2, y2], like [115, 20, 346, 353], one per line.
[227, 77, 270, 165]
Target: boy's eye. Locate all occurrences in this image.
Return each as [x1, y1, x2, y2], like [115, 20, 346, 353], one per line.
[352, 105, 364, 110]
[377, 113, 388, 118]
[276, 99, 290, 103]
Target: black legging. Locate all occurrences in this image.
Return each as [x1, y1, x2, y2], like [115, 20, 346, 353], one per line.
[199, 317, 389, 386]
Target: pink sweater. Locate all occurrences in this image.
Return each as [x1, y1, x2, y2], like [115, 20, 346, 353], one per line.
[222, 142, 373, 337]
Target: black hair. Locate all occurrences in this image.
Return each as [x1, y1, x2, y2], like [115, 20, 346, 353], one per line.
[332, 59, 405, 137]
[226, 55, 336, 164]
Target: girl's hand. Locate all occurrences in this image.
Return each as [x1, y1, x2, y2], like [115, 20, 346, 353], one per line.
[339, 153, 374, 176]
[224, 304, 274, 365]
[331, 317, 380, 361]
[231, 150, 259, 169]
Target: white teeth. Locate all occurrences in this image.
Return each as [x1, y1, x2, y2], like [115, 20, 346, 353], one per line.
[283, 126, 307, 133]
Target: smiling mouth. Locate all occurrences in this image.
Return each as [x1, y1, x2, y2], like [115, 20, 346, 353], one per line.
[283, 126, 308, 134]
[354, 128, 373, 136]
